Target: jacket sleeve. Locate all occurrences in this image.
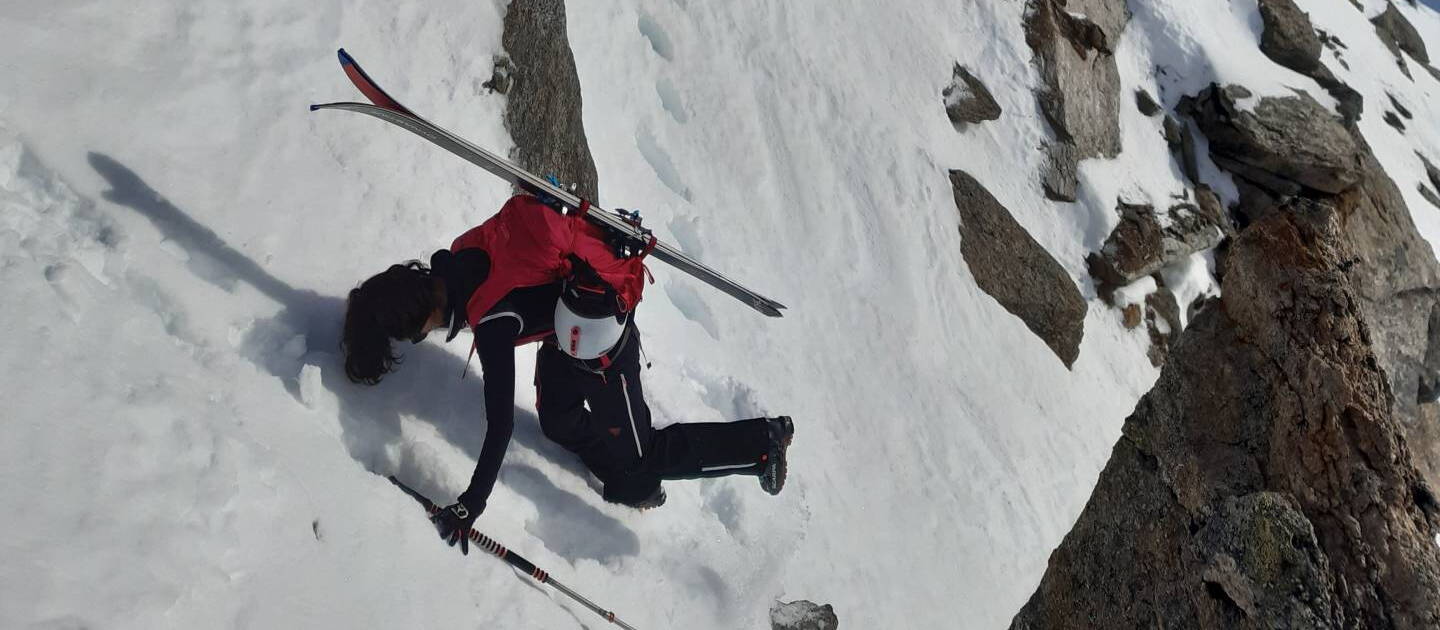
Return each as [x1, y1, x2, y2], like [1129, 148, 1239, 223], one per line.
[457, 315, 522, 512]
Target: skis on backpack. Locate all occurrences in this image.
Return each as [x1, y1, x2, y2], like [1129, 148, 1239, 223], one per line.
[311, 49, 786, 318]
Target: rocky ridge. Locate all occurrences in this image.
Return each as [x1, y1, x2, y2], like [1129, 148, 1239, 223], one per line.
[1011, 1, 1440, 626]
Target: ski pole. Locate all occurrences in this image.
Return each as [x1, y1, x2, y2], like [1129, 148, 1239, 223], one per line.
[388, 476, 640, 630]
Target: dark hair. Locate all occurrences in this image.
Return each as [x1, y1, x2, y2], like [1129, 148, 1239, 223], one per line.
[342, 261, 436, 385]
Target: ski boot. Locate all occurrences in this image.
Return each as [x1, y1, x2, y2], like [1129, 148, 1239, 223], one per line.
[759, 416, 794, 496]
[630, 485, 667, 510]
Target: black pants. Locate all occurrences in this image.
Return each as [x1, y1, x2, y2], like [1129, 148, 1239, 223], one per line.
[535, 332, 770, 506]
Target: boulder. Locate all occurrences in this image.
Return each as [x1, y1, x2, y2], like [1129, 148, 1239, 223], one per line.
[1389, 92, 1414, 120]
[1257, 0, 1324, 74]
[771, 600, 839, 630]
[1422, 153, 1440, 192]
[1386, 110, 1408, 133]
[1254, 0, 1363, 123]
[1135, 89, 1161, 117]
[1373, 2, 1430, 66]
[500, 0, 600, 201]
[1010, 204, 1440, 630]
[1087, 201, 1224, 289]
[1185, 85, 1364, 195]
[1421, 184, 1440, 210]
[950, 170, 1086, 367]
[1024, 0, 1130, 201]
[943, 63, 1002, 124]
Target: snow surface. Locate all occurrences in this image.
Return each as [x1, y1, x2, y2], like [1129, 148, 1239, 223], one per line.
[0, 1, 1436, 629]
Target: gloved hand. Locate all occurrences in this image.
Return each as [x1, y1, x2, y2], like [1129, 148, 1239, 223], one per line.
[430, 501, 479, 555]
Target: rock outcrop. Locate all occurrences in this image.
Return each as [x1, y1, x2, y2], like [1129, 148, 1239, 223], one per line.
[950, 170, 1086, 367]
[499, 0, 600, 201]
[1023, 0, 1129, 201]
[1186, 81, 1440, 490]
[943, 63, 1002, 125]
[1010, 202, 1440, 629]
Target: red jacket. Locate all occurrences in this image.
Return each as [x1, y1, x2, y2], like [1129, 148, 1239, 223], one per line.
[450, 194, 647, 327]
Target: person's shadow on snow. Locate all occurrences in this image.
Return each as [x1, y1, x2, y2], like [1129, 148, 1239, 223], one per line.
[87, 151, 639, 563]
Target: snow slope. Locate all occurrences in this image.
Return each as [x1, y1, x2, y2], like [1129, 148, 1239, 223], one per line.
[0, 1, 1436, 628]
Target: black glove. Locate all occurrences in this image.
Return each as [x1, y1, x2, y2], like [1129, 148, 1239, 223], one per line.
[430, 501, 479, 555]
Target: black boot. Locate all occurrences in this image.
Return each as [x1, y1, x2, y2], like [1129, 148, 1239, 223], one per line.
[759, 416, 794, 495]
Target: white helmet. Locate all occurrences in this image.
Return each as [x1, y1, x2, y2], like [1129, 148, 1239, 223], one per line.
[554, 279, 629, 360]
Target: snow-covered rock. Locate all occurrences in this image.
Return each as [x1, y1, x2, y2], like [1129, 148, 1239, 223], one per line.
[1184, 84, 1364, 196]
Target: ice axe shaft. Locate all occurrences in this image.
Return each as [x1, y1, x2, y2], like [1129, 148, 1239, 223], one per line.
[388, 476, 639, 630]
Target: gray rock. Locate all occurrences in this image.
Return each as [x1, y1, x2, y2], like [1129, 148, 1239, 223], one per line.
[1254, 0, 1364, 123]
[1389, 92, 1414, 119]
[1258, 0, 1324, 74]
[1373, 2, 1430, 65]
[500, 0, 600, 202]
[950, 170, 1086, 367]
[1421, 153, 1440, 192]
[1024, 0, 1129, 202]
[1087, 201, 1223, 290]
[1010, 205, 1440, 630]
[1186, 84, 1364, 195]
[771, 600, 839, 630]
[1312, 68, 1364, 124]
[943, 63, 1002, 124]
[1136, 89, 1162, 117]
[1421, 184, 1440, 210]
[1040, 141, 1078, 202]
[1386, 110, 1408, 132]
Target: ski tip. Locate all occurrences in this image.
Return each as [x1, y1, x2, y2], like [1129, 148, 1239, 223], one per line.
[754, 300, 787, 318]
[308, 104, 320, 112]
[337, 48, 354, 66]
